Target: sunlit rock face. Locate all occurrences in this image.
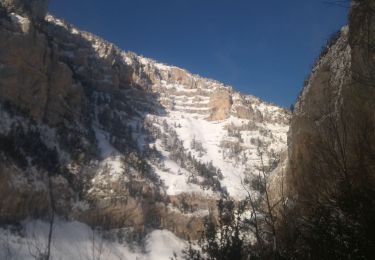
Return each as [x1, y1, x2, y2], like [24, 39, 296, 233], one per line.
[1, 0, 49, 20]
[0, 12, 82, 125]
[286, 26, 352, 201]
[208, 90, 233, 121]
[278, 0, 375, 216]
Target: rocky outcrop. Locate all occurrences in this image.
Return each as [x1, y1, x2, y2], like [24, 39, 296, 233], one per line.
[0, 5, 83, 125]
[208, 90, 233, 120]
[0, 0, 49, 21]
[77, 187, 215, 240]
[0, 158, 75, 224]
[235, 106, 254, 120]
[233, 105, 264, 122]
[168, 67, 194, 87]
[0, 162, 49, 223]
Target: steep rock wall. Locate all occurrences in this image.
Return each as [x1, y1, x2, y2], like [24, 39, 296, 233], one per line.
[284, 0, 375, 212]
[0, 6, 84, 125]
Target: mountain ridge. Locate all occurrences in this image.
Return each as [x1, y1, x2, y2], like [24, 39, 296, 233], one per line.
[0, 1, 290, 258]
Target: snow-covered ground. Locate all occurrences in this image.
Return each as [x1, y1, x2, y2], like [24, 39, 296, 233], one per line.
[0, 219, 186, 260]
[39, 15, 290, 201]
[153, 111, 288, 199]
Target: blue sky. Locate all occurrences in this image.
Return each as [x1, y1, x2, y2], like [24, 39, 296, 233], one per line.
[49, 0, 348, 108]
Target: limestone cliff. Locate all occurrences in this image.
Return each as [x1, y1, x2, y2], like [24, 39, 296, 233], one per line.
[0, 0, 289, 242]
[276, 0, 375, 218]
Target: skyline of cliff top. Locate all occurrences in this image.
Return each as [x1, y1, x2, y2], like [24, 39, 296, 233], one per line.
[50, 0, 348, 108]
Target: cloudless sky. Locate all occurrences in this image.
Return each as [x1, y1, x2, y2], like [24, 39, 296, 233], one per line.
[49, 0, 349, 108]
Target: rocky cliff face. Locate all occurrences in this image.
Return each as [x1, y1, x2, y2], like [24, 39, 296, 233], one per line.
[0, 0, 290, 242]
[281, 0, 375, 215]
[1, 0, 49, 21]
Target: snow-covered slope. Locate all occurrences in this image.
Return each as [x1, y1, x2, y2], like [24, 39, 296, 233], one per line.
[0, 6, 290, 258]
[44, 14, 290, 200]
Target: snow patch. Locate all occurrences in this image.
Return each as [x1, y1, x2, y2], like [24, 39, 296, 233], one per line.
[0, 219, 187, 260]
